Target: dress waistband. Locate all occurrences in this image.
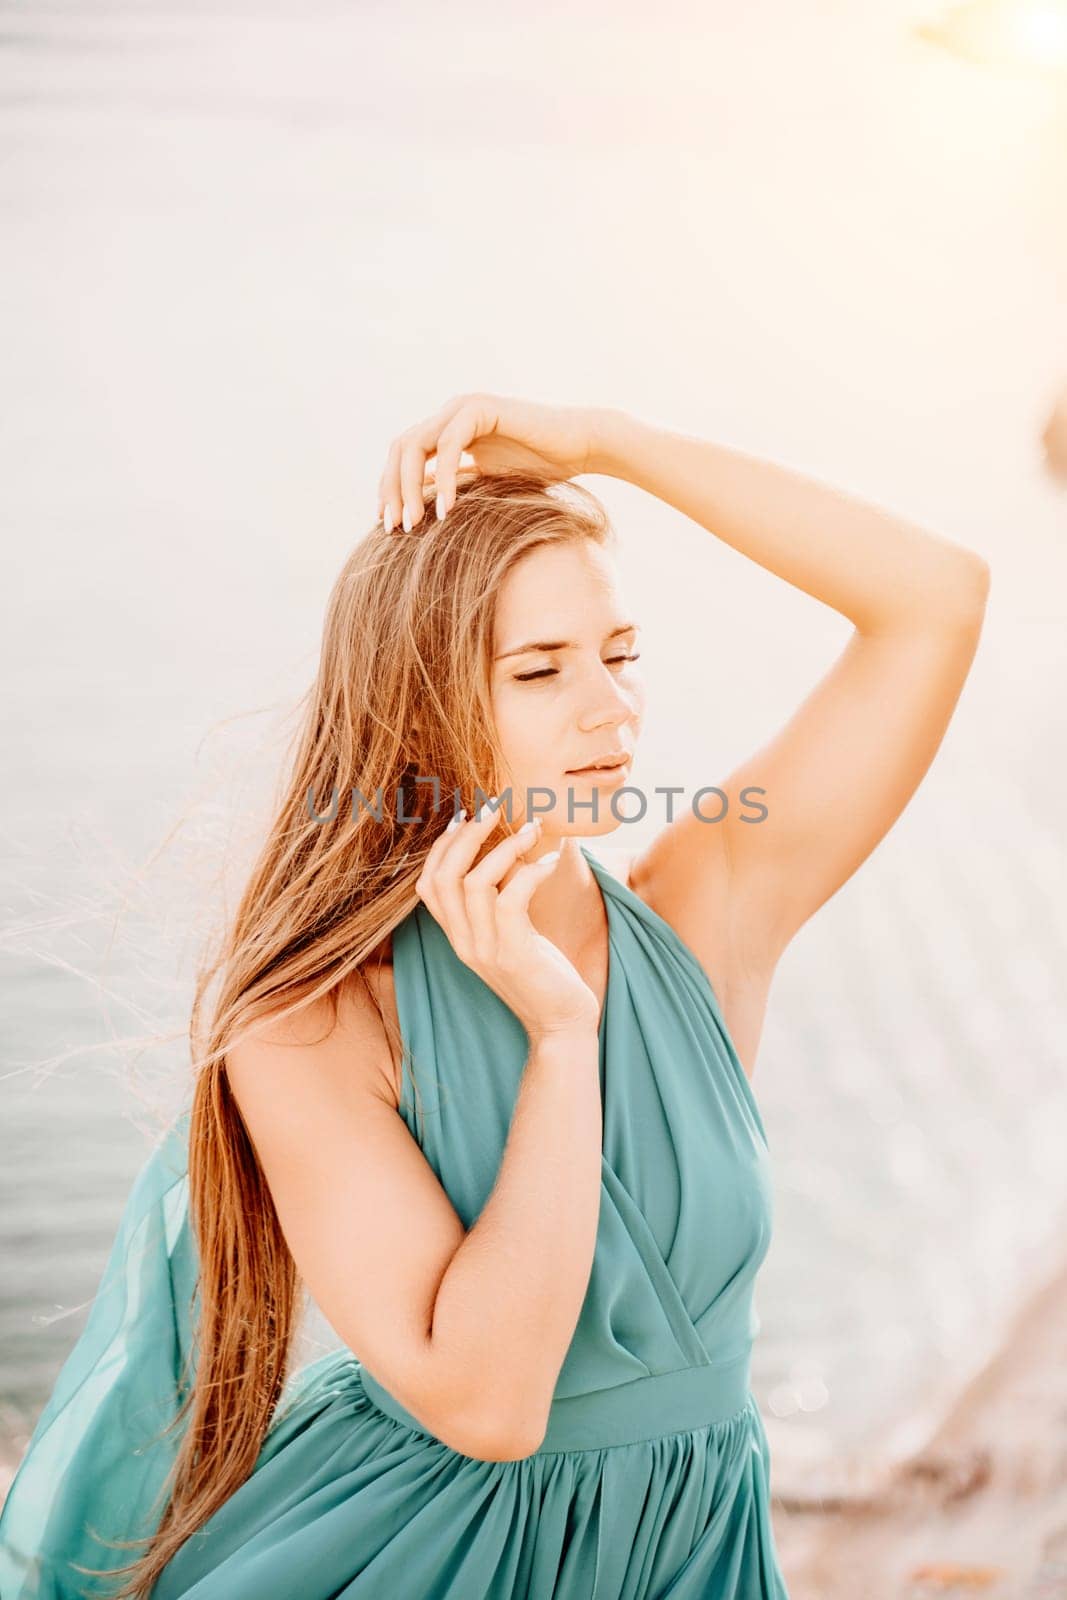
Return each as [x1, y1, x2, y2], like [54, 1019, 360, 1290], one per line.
[358, 1352, 753, 1458]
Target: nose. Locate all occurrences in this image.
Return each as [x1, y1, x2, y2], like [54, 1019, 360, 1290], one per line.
[578, 662, 637, 735]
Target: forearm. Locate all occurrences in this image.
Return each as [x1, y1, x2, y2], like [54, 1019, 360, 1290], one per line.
[588, 407, 990, 634]
[426, 1028, 603, 1453]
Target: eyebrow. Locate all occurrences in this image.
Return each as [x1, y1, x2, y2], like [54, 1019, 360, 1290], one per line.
[495, 622, 639, 661]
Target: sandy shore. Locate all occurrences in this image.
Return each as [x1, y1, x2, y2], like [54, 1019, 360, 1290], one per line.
[771, 1259, 1067, 1599]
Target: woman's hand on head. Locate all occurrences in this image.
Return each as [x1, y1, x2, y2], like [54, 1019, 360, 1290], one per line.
[414, 804, 601, 1044]
[376, 393, 606, 533]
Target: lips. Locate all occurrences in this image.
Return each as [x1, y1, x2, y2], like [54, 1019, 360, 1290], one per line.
[566, 754, 631, 774]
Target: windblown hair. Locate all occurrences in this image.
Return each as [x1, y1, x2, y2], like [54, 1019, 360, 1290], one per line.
[88, 466, 612, 1597]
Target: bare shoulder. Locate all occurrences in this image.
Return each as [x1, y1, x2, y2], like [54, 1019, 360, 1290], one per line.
[347, 938, 405, 1110]
[226, 941, 402, 1114]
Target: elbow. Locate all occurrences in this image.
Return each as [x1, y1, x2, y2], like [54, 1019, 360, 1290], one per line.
[950, 553, 991, 622]
[918, 553, 990, 633]
[479, 1408, 547, 1461]
[437, 1400, 546, 1463]
[382, 1340, 549, 1462]
[460, 1421, 545, 1463]
[863, 554, 991, 636]
[412, 1341, 549, 1461]
[969, 554, 991, 607]
[375, 1344, 547, 1465]
[416, 1377, 547, 1461]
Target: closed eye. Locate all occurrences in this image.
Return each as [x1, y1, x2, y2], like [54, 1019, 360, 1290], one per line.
[514, 653, 641, 683]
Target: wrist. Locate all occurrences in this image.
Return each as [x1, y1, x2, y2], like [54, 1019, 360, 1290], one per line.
[584, 407, 640, 478]
[527, 1024, 599, 1059]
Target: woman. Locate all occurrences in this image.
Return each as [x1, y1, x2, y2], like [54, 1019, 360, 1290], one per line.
[0, 395, 990, 1599]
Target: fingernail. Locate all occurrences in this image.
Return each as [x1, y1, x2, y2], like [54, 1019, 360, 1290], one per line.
[383, 506, 393, 533]
[541, 850, 560, 865]
[436, 492, 445, 521]
[402, 505, 412, 533]
[518, 819, 536, 836]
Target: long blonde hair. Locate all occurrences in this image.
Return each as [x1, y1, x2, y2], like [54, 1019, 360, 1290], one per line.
[88, 467, 612, 1597]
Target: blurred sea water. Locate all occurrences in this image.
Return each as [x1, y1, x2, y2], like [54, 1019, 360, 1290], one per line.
[2, 1, 1066, 1501]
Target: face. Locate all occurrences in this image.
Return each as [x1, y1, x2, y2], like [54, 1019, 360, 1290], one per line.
[489, 540, 646, 838]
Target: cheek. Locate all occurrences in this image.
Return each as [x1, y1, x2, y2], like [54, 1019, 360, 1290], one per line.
[492, 686, 550, 766]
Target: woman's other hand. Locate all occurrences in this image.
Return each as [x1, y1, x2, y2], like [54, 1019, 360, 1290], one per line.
[414, 803, 601, 1045]
[376, 392, 606, 533]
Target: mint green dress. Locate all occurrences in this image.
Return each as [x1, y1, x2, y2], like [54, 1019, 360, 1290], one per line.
[0, 847, 790, 1598]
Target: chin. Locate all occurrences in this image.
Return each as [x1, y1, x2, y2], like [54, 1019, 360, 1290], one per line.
[552, 814, 628, 839]
[511, 776, 637, 836]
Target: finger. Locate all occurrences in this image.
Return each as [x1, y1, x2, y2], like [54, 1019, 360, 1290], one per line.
[431, 424, 468, 521]
[399, 438, 429, 532]
[378, 438, 404, 534]
[416, 397, 486, 521]
[494, 852, 561, 938]
[464, 818, 543, 954]
[497, 827, 546, 890]
[432, 804, 505, 950]
[408, 395, 469, 456]
[464, 815, 541, 892]
[426, 805, 467, 864]
[413, 805, 466, 912]
[378, 396, 482, 530]
[399, 405, 471, 529]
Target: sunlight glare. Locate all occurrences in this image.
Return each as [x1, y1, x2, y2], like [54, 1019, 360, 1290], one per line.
[918, 0, 1067, 70]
